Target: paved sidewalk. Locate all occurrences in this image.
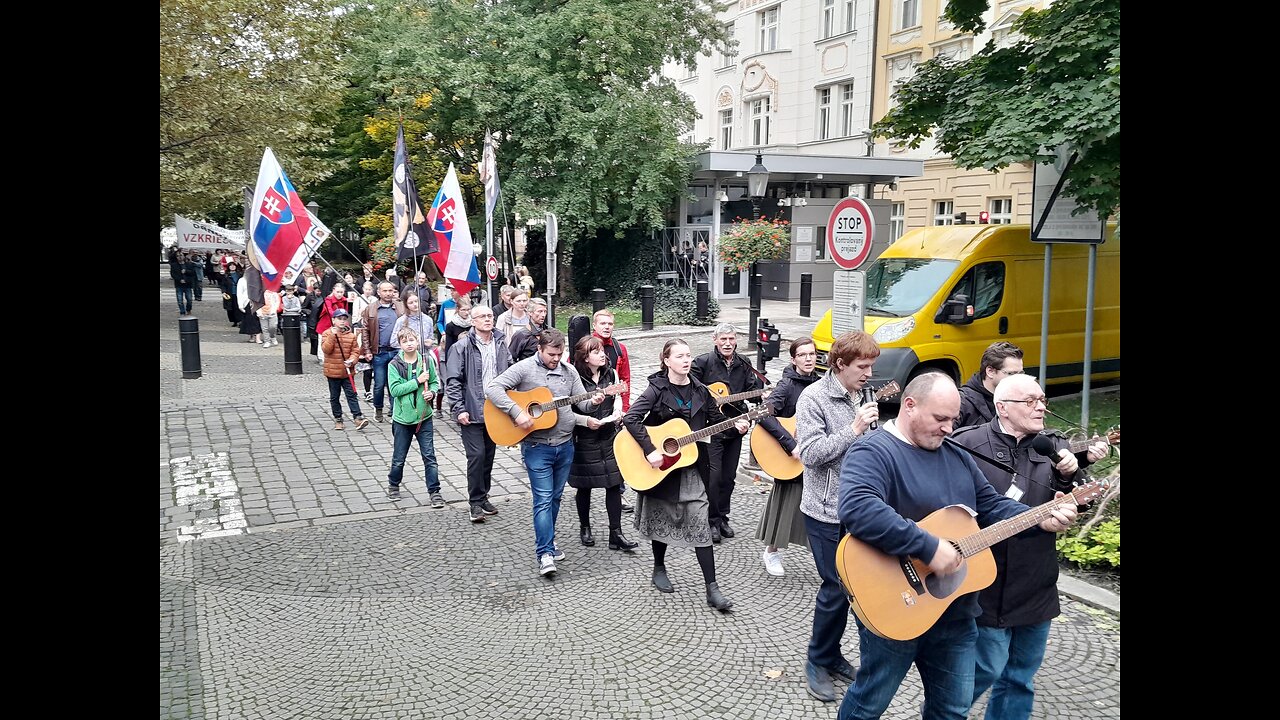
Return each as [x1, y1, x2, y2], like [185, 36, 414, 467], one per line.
[160, 270, 1118, 719]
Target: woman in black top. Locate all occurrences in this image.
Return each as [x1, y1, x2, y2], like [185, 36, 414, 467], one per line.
[220, 262, 243, 326]
[567, 336, 638, 551]
[622, 338, 749, 611]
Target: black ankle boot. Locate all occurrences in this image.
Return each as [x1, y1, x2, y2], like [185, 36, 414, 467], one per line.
[608, 526, 639, 551]
[652, 565, 674, 593]
[706, 582, 733, 611]
[579, 523, 595, 546]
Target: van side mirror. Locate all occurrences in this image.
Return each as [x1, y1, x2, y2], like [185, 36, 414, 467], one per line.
[936, 295, 974, 325]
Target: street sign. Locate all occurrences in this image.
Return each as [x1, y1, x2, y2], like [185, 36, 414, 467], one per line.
[831, 270, 866, 337]
[1031, 146, 1104, 243]
[486, 256, 499, 281]
[544, 212, 559, 295]
[826, 198, 875, 270]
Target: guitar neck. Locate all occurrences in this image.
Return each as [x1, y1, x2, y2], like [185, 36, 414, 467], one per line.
[715, 387, 768, 404]
[676, 407, 766, 448]
[543, 390, 606, 412]
[956, 485, 1095, 557]
[1065, 436, 1113, 454]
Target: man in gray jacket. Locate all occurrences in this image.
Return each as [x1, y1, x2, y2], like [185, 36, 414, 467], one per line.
[486, 328, 604, 577]
[793, 330, 883, 704]
[445, 305, 513, 523]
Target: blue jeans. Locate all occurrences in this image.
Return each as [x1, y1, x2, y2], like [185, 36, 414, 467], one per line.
[371, 350, 396, 411]
[971, 621, 1051, 720]
[389, 419, 440, 493]
[175, 285, 193, 314]
[523, 440, 574, 558]
[327, 377, 363, 420]
[837, 616, 978, 720]
[805, 514, 851, 669]
[192, 265, 204, 299]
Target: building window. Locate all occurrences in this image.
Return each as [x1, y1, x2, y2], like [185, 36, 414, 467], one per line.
[934, 200, 954, 226]
[759, 6, 779, 52]
[750, 97, 771, 146]
[816, 88, 832, 141]
[683, 62, 696, 80]
[816, 225, 828, 260]
[839, 82, 856, 137]
[898, 0, 919, 30]
[821, 0, 836, 39]
[719, 109, 733, 150]
[718, 22, 736, 68]
[890, 202, 905, 242]
[988, 197, 1012, 224]
[844, 0, 856, 33]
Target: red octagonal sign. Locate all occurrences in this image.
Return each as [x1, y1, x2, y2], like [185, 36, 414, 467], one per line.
[826, 198, 875, 270]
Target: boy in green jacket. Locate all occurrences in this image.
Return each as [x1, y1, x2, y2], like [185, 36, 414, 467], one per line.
[386, 327, 443, 506]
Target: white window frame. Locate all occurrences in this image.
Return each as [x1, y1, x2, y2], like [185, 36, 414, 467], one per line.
[816, 87, 832, 141]
[890, 202, 905, 241]
[839, 82, 856, 137]
[821, 0, 836, 39]
[750, 97, 771, 146]
[934, 200, 954, 226]
[844, 0, 857, 34]
[898, 0, 920, 31]
[719, 109, 734, 150]
[988, 197, 1013, 224]
[719, 21, 737, 68]
[759, 6, 779, 52]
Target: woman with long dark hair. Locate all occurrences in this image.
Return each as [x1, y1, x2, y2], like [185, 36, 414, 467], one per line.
[622, 338, 749, 612]
[220, 262, 243, 326]
[568, 336, 637, 552]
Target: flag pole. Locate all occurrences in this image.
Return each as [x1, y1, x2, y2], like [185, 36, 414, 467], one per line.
[484, 130, 495, 308]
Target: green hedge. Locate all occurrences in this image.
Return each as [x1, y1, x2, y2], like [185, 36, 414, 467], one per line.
[1056, 518, 1120, 570]
[648, 284, 720, 326]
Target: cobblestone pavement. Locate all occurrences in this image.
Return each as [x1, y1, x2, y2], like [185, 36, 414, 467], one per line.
[160, 271, 1118, 719]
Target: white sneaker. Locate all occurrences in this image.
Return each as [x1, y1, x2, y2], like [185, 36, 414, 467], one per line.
[263, 341, 270, 348]
[762, 550, 785, 577]
[271, 338, 278, 347]
[539, 553, 558, 576]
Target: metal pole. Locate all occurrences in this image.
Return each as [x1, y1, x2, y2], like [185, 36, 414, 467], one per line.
[748, 263, 761, 349]
[178, 315, 202, 379]
[592, 288, 607, 313]
[281, 313, 303, 375]
[545, 291, 555, 329]
[1081, 243, 1097, 429]
[640, 285, 655, 330]
[756, 317, 768, 374]
[799, 272, 813, 317]
[1039, 244, 1052, 385]
[696, 280, 709, 322]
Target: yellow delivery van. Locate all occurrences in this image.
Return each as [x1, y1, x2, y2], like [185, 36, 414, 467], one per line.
[812, 223, 1119, 392]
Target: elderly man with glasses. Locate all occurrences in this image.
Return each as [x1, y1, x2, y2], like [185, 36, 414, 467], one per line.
[949, 373, 1108, 720]
[957, 342, 1025, 429]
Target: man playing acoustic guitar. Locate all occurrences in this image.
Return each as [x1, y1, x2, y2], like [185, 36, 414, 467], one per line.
[835, 372, 1079, 720]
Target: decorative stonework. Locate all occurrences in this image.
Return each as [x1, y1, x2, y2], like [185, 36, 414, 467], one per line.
[821, 44, 848, 73]
[890, 29, 922, 45]
[717, 87, 735, 108]
[742, 61, 780, 107]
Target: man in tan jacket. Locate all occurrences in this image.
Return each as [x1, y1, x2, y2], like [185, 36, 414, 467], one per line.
[360, 282, 406, 421]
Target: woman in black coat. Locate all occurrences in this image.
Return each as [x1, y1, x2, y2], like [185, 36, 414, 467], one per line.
[568, 336, 637, 552]
[220, 262, 243, 326]
[622, 338, 749, 612]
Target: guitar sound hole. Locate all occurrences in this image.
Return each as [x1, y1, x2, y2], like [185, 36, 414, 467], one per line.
[662, 438, 679, 454]
[528, 405, 544, 419]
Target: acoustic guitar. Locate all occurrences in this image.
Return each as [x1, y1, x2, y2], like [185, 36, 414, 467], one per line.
[706, 381, 772, 406]
[749, 381, 901, 480]
[614, 403, 775, 491]
[834, 479, 1107, 641]
[484, 382, 627, 446]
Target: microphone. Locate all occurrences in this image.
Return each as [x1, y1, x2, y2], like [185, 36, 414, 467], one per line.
[1031, 434, 1066, 462]
[862, 386, 878, 431]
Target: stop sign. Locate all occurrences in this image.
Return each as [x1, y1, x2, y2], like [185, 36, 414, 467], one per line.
[826, 198, 875, 270]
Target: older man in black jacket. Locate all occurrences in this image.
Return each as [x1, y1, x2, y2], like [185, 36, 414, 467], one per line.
[950, 373, 1107, 720]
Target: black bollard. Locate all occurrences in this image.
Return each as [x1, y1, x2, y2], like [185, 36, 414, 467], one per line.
[640, 285, 655, 330]
[179, 315, 202, 379]
[592, 288, 607, 313]
[696, 280, 709, 322]
[281, 313, 303, 375]
[748, 265, 762, 349]
[799, 272, 813, 318]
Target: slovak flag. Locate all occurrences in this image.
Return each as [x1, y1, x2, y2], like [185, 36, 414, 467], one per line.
[248, 148, 312, 292]
[426, 163, 482, 295]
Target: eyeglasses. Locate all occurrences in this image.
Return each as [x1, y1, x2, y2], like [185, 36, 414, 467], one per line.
[1002, 396, 1047, 408]
[793, 351, 817, 358]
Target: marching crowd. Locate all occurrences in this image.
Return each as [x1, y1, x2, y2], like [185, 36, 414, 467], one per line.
[168, 250, 1112, 719]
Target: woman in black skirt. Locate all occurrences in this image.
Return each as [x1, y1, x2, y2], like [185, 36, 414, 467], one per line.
[568, 336, 638, 552]
[753, 336, 821, 576]
[623, 338, 749, 611]
[220, 262, 244, 326]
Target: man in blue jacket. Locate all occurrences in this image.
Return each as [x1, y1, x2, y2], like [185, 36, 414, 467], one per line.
[835, 372, 1080, 720]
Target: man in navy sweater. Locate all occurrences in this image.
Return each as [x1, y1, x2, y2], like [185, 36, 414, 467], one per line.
[835, 372, 1079, 720]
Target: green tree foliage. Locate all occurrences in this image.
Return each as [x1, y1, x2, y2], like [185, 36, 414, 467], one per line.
[875, 0, 1120, 220]
[160, 0, 344, 225]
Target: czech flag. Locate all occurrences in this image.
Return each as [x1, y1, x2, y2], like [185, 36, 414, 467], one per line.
[426, 163, 482, 295]
[248, 148, 312, 292]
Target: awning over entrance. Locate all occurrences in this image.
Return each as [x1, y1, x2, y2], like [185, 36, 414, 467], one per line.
[691, 151, 924, 189]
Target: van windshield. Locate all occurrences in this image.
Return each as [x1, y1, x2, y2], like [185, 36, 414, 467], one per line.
[865, 258, 960, 316]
